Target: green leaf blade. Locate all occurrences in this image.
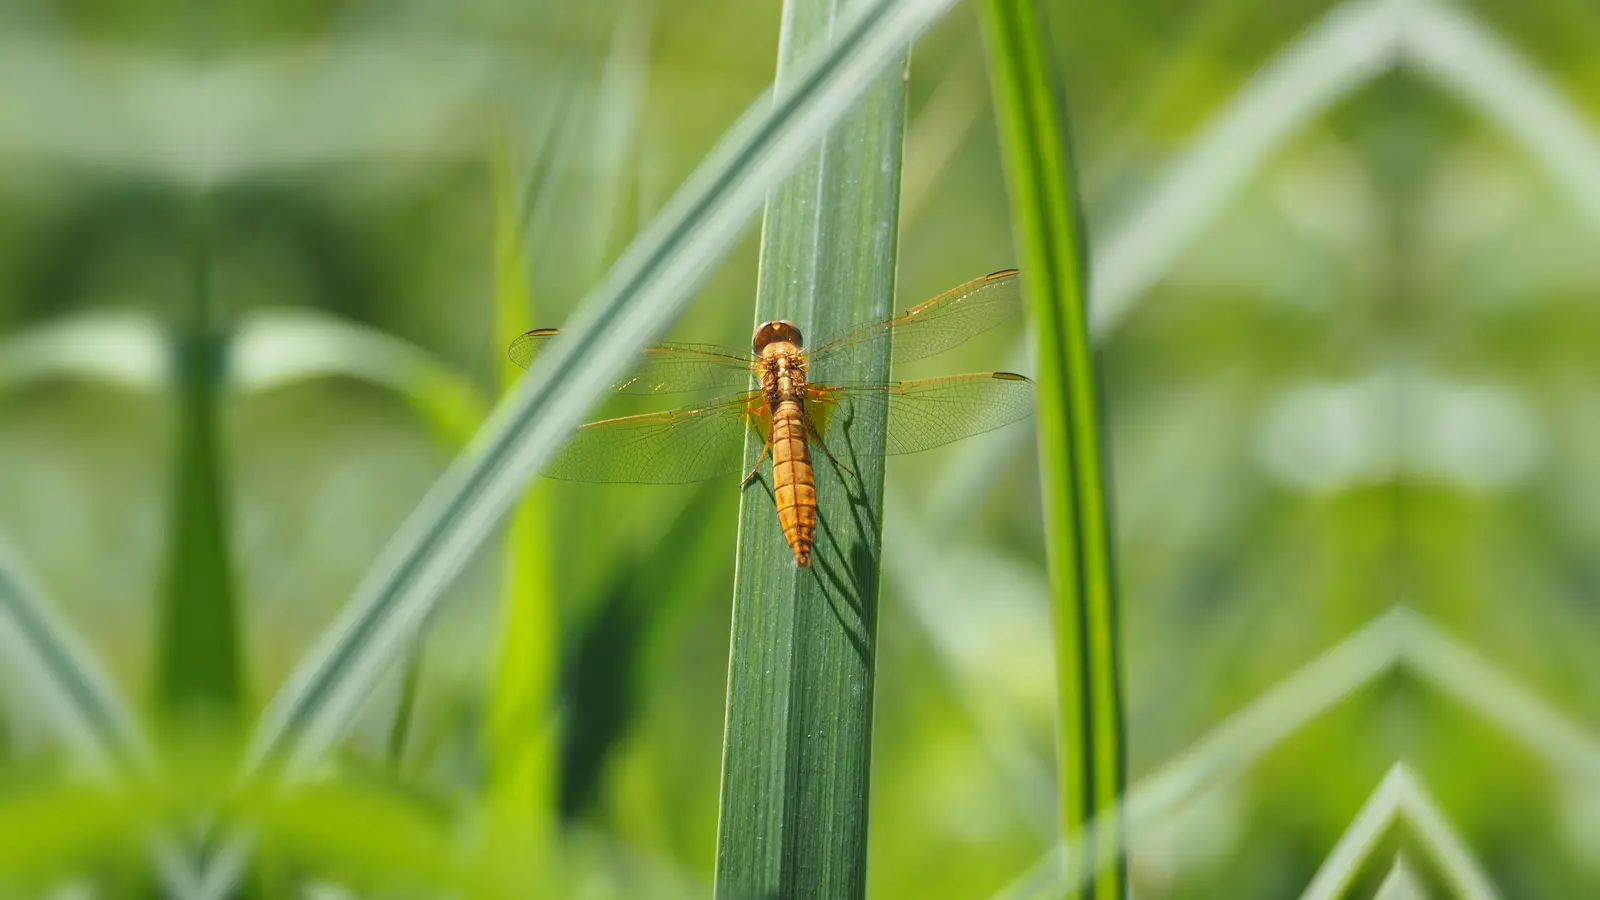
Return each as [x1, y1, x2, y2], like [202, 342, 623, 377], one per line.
[714, 0, 909, 896]
[981, 0, 1128, 897]
[0, 544, 150, 777]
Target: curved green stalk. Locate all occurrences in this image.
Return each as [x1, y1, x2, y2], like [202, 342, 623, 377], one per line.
[713, 0, 908, 896]
[981, 0, 1127, 896]
[0, 543, 151, 777]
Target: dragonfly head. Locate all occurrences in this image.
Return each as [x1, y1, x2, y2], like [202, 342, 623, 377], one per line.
[752, 320, 804, 354]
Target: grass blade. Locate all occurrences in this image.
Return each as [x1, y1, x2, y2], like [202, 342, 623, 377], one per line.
[0, 547, 204, 897]
[981, 1, 1127, 896]
[990, 605, 1600, 899]
[1401, 0, 1600, 229]
[1394, 771, 1500, 900]
[1373, 855, 1425, 900]
[712, 0, 907, 895]
[987, 610, 1407, 900]
[1089, 0, 1402, 337]
[156, 195, 244, 720]
[229, 308, 485, 448]
[1299, 764, 1500, 900]
[1297, 767, 1406, 900]
[0, 543, 150, 776]
[0, 311, 164, 393]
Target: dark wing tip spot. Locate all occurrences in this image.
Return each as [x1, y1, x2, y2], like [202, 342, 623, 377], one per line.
[529, 328, 561, 337]
[993, 372, 1032, 382]
[986, 268, 1020, 280]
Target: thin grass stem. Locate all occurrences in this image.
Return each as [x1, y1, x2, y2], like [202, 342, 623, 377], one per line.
[981, 0, 1126, 895]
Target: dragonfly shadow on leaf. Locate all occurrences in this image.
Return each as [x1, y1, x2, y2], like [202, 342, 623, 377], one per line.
[805, 405, 878, 672]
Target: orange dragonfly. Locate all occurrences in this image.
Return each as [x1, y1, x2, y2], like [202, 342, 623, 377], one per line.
[510, 269, 1034, 567]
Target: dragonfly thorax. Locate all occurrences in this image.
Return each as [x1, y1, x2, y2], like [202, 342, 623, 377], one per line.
[758, 347, 807, 406]
[754, 320, 807, 406]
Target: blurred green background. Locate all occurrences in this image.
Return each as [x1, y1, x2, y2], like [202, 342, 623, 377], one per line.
[2, 0, 1599, 896]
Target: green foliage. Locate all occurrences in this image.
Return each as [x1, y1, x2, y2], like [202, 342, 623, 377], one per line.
[0, 545, 150, 777]
[713, 0, 907, 896]
[4, 0, 1600, 897]
[0, 780, 146, 889]
[982, 0, 1126, 895]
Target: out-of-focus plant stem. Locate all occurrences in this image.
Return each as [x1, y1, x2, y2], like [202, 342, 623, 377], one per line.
[155, 191, 244, 723]
[982, 0, 1128, 896]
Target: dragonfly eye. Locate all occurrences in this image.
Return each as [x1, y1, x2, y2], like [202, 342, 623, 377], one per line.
[752, 320, 804, 353]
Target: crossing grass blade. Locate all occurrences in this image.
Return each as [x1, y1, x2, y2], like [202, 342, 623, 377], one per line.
[0, 542, 150, 777]
[712, 0, 907, 895]
[981, 0, 1128, 896]
[0, 545, 208, 898]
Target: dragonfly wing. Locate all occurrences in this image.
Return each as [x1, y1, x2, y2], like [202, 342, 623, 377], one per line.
[806, 270, 1023, 369]
[544, 392, 762, 484]
[510, 330, 753, 396]
[808, 373, 1035, 457]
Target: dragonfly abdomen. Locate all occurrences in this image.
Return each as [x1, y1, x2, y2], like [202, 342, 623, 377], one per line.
[770, 399, 816, 567]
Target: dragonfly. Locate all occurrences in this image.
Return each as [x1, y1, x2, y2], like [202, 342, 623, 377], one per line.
[510, 269, 1035, 567]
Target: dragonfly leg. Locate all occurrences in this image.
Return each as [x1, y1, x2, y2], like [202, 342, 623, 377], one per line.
[812, 433, 855, 478]
[741, 441, 772, 488]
